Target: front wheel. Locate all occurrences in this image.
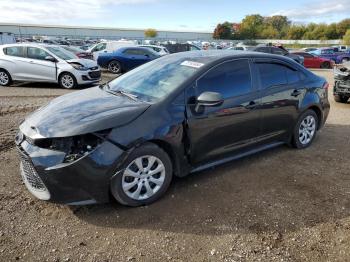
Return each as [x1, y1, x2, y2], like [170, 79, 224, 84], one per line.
[334, 95, 349, 103]
[111, 143, 173, 206]
[59, 73, 77, 89]
[292, 110, 318, 149]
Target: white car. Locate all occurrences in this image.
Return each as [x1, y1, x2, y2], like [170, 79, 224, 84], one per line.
[88, 40, 137, 60]
[0, 44, 101, 89]
[139, 45, 169, 56]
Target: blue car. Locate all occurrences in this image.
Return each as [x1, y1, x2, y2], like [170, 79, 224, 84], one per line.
[97, 47, 160, 74]
[310, 48, 350, 64]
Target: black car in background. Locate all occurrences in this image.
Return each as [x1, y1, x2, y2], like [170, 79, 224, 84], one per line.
[252, 45, 304, 65]
[16, 51, 329, 206]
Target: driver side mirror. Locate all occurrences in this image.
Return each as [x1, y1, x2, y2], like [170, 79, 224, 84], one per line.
[195, 91, 223, 112]
[45, 56, 56, 62]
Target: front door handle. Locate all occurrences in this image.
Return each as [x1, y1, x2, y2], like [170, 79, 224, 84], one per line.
[291, 89, 302, 97]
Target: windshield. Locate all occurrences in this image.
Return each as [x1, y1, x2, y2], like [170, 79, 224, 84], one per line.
[46, 46, 77, 60]
[106, 55, 204, 102]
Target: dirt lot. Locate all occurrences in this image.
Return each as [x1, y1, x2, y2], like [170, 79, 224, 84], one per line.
[1, 70, 350, 262]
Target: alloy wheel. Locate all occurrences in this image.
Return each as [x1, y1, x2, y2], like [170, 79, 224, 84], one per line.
[122, 155, 166, 201]
[61, 74, 74, 89]
[298, 115, 316, 145]
[0, 71, 9, 86]
[108, 61, 121, 74]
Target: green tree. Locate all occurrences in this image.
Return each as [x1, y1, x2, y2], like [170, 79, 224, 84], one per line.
[325, 23, 340, 39]
[239, 14, 264, 39]
[286, 25, 306, 40]
[264, 15, 290, 38]
[337, 19, 350, 37]
[144, 29, 158, 38]
[213, 22, 233, 39]
[343, 29, 350, 45]
[260, 26, 279, 39]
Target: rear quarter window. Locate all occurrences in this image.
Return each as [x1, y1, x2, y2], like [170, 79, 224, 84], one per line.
[3, 46, 25, 57]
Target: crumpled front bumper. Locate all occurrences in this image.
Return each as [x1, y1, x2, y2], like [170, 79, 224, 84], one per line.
[16, 137, 125, 205]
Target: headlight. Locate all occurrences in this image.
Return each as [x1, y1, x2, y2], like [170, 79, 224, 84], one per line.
[35, 130, 110, 163]
[69, 62, 89, 71]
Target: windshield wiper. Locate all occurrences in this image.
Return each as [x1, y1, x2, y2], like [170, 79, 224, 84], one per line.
[115, 90, 139, 101]
[102, 83, 139, 101]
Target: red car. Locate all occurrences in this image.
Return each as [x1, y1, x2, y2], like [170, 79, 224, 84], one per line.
[293, 52, 334, 69]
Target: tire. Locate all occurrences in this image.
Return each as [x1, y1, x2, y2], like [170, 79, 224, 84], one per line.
[292, 110, 318, 149]
[111, 143, 173, 207]
[107, 60, 122, 74]
[341, 58, 349, 64]
[0, 69, 12, 86]
[320, 62, 331, 69]
[334, 95, 349, 103]
[59, 72, 77, 89]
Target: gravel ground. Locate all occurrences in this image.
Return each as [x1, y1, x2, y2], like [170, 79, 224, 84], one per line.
[1, 70, 350, 262]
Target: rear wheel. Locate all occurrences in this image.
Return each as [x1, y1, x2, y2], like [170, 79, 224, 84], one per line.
[320, 62, 331, 69]
[59, 72, 77, 89]
[108, 60, 122, 74]
[0, 69, 12, 86]
[292, 110, 318, 149]
[111, 143, 173, 206]
[334, 95, 349, 103]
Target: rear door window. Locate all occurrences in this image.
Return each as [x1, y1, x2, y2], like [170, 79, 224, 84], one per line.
[196, 59, 252, 99]
[256, 62, 300, 88]
[3, 46, 25, 57]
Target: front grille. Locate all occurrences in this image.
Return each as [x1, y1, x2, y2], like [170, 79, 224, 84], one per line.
[89, 70, 101, 79]
[18, 149, 46, 191]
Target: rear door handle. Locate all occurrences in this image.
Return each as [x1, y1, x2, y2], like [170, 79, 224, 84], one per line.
[291, 89, 301, 97]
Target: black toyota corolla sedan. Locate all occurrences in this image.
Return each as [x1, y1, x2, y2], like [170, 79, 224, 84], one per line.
[16, 50, 330, 206]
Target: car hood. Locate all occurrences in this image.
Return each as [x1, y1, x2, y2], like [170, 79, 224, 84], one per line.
[67, 58, 97, 68]
[20, 86, 150, 139]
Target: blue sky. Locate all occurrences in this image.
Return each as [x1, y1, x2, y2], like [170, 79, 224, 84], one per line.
[0, 0, 349, 31]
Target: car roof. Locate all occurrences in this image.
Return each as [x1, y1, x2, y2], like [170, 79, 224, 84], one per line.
[1, 43, 53, 48]
[161, 50, 295, 64]
[117, 46, 159, 53]
[140, 45, 164, 48]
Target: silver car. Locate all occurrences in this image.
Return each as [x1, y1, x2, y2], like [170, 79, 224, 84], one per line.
[0, 43, 101, 89]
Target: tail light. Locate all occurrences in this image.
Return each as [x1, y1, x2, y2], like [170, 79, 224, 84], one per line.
[323, 82, 329, 90]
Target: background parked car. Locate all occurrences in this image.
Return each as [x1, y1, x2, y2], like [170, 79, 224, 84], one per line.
[333, 62, 350, 103]
[61, 45, 94, 60]
[0, 32, 16, 45]
[310, 48, 350, 64]
[97, 47, 160, 74]
[0, 44, 101, 88]
[162, 43, 201, 54]
[293, 51, 334, 69]
[302, 47, 318, 53]
[139, 45, 169, 56]
[252, 45, 304, 65]
[88, 40, 138, 60]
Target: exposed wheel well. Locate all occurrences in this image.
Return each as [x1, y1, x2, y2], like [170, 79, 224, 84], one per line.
[307, 106, 322, 129]
[0, 68, 12, 77]
[148, 139, 181, 177]
[58, 71, 76, 81]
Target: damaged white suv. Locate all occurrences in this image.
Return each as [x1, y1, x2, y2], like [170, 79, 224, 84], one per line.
[0, 44, 101, 89]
